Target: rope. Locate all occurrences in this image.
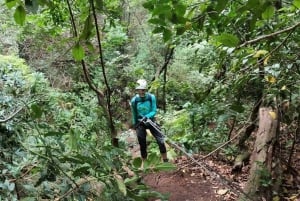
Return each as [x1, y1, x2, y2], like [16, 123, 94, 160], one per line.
[144, 118, 251, 200]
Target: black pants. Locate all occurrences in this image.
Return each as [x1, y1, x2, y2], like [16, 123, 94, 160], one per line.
[136, 123, 166, 159]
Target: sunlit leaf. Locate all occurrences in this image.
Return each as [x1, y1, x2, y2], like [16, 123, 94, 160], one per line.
[14, 5, 26, 26]
[265, 75, 276, 83]
[281, 85, 287, 90]
[293, 0, 300, 8]
[217, 189, 229, 195]
[253, 50, 268, 58]
[72, 43, 85, 61]
[215, 33, 239, 47]
[262, 5, 275, 19]
[263, 55, 270, 65]
[5, 0, 17, 9]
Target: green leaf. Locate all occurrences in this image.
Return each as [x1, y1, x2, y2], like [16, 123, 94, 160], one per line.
[14, 5, 26, 26]
[115, 175, 127, 196]
[73, 165, 90, 177]
[124, 176, 139, 185]
[20, 197, 36, 201]
[9, 183, 15, 192]
[148, 18, 166, 26]
[142, 1, 154, 10]
[215, 33, 239, 47]
[31, 104, 43, 119]
[59, 156, 83, 164]
[80, 15, 94, 40]
[293, 0, 300, 8]
[215, 0, 228, 12]
[262, 5, 275, 19]
[95, 0, 104, 10]
[154, 162, 177, 171]
[147, 153, 161, 164]
[230, 103, 245, 113]
[152, 26, 165, 34]
[5, 0, 17, 9]
[132, 157, 142, 168]
[174, 3, 187, 16]
[153, 5, 171, 15]
[72, 43, 85, 61]
[44, 131, 64, 137]
[176, 26, 186, 35]
[163, 29, 172, 42]
[246, 0, 260, 8]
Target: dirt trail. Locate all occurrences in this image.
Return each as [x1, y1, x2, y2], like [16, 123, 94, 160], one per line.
[120, 129, 239, 201]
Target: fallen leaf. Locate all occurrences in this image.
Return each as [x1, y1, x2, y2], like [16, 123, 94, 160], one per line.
[217, 189, 229, 195]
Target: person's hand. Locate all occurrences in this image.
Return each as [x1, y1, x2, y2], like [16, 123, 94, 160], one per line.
[141, 116, 148, 122]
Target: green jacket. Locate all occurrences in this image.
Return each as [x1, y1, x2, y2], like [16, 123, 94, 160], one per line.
[130, 93, 157, 125]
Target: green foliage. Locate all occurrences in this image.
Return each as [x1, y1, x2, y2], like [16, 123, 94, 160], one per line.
[0, 55, 47, 120]
[2, 0, 300, 200]
[143, 0, 188, 42]
[256, 161, 272, 187]
[72, 43, 85, 61]
[13, 5, 26, 26]
[214, 33, 240, 47]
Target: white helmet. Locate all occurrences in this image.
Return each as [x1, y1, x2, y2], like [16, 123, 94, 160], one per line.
[135, 79, 147, 90]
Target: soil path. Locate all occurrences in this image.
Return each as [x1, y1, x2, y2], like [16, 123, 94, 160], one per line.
[120, 126, 300, 201]
[120, 129, 240, 201]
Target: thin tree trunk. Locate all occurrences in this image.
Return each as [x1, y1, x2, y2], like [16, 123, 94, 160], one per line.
[239, 107, 278, 201]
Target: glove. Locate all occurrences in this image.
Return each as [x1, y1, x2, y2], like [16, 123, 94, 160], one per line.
[134, 117, 148, 128]
[141, 116, 148, 122]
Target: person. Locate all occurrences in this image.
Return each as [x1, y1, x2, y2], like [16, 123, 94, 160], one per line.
[130, 79, 168, 163]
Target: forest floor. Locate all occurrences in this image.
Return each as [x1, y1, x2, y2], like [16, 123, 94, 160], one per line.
[142, 154, 245, 201]
[121, 129, 300, 201]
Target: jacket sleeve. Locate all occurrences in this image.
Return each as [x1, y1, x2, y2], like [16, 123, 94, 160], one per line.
[130, 97, 137, 125]
[145, 94, 157, 119]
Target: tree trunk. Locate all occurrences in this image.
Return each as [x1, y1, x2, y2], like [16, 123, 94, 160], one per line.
[239, 107, 278, 201]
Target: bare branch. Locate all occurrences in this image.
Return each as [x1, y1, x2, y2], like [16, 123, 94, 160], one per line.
[238, 21, 300, 48]
[0, 107, 23, 123]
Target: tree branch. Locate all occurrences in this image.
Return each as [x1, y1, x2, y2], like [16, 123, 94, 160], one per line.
[90, 0, 117, 144]
[0, 107, 23, 123]
[151, 46, 174, 83]
[238, 21, 300, 48]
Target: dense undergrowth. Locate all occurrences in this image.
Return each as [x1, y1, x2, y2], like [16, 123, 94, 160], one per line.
[1, 0, 300, 200]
